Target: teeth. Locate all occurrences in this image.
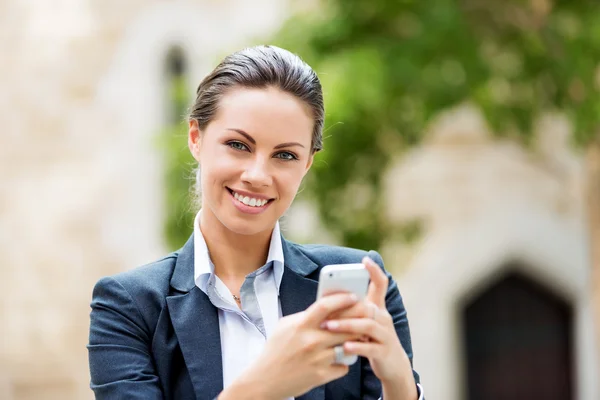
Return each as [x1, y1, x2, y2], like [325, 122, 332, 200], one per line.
[232, 191, 269, 207]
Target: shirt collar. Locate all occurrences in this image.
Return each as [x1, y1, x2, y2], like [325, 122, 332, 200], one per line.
[193, 210, 285, 292]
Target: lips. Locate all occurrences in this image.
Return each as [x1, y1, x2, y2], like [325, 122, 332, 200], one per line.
[226, 187, 274, 208]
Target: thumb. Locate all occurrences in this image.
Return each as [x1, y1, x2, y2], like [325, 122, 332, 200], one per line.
[363, 256, 388, 308]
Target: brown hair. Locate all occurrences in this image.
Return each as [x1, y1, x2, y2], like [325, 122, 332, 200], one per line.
[188, 45, 324, 153]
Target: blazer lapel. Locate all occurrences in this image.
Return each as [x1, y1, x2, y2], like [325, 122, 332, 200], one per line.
[279, 238, 320, 317]
[167, 234, 223, 399]
[280, 239, 325, 400]
[165, 235, 326, 400]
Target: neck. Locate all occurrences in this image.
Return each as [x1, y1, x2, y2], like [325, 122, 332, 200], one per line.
[200, 210, 273, 280]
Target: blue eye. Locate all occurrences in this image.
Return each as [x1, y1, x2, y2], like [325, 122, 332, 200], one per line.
[227, 141, 249, 151]
[275, 152, 298, 161]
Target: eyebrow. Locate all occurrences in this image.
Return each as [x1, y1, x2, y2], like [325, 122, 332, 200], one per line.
[227, 128, 306, 149]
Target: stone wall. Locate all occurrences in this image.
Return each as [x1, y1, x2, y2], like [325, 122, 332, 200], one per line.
[381, 106, 599, 400]
[0, 1, 289, 398]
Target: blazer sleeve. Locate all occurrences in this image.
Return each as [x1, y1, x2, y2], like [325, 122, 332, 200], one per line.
[88, 276, 164, 400]
[360, 250, 422, 400]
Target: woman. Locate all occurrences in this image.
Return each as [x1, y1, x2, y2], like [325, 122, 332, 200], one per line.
[88, 45, 423, 400]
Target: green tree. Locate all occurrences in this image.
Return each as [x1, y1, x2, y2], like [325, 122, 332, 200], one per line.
[160, 0, 600, 364]
[161, 50, 196, 250]
[270, 0, 600, 360]
[269, 0, 600, 250]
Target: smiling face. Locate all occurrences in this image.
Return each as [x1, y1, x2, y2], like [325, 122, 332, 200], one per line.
[188, 86, 315, 236]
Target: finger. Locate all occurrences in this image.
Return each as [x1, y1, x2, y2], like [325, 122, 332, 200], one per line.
[330, 300, 378, 321]
[321, 318, 386, 343]
[366, 301, 381, 322]
[304, 293, 358, 326]
[343, 341, 383, 360]
[327, 301, 367, 320]
[326, 364, 350, 382]
[312, 349, 351, 383]
[314, 346, 348, 366]
[314, 330, 364, 348]
[314, 362, 350, 386]
[363, 256, 388, 308]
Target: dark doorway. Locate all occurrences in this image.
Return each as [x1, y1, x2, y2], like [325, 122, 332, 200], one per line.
[462, 271, 573, 400]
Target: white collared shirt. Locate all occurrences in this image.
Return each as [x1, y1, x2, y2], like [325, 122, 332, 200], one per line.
[192, 211, 424, 399]
[193, 211, 285, 391]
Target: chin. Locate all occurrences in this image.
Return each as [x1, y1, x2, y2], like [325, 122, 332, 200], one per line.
[218, 211, 278, 236]
[223, 219, 272, 236]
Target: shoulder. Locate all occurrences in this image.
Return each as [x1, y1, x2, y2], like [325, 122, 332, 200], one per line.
[291, 241, 386, 270]
[108, 253, 177, 290]
[89, 253, 181, 347]
[92, 252, 179, 310]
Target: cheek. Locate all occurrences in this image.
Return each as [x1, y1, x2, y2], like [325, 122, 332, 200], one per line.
[276, 167, 307, 198]
[199, 150, 236, 194]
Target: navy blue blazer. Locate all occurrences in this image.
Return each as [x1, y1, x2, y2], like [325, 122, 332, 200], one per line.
[88, 234, 421, 399]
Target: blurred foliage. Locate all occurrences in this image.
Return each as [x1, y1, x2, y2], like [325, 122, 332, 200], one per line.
[266, 0, 600, 250]
[160, 0, 600, 251]
[161, 71, 196, 250]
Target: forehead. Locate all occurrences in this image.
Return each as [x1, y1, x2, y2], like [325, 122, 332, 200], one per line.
[211, 86, 314, 143]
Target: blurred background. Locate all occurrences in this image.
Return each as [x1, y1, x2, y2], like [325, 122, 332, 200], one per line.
[1, 0, 599, 399]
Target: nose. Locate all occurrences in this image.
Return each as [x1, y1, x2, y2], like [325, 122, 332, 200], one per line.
[240, 157, 273, 188]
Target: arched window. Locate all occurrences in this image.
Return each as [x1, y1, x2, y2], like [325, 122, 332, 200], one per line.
[462, 270, 573, 400]
[162, 46, 195, 250]
[165, 47, 188, 123]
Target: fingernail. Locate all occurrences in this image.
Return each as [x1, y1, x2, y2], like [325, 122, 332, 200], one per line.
[320, 321, 328, 329]
[349, 293, 358, 302]
[327, 321, 339, 329]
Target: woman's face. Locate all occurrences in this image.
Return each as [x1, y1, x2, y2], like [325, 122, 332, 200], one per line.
[189, 86, 315, 236]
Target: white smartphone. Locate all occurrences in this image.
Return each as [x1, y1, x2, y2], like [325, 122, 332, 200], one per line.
[316, 263, 370, 366]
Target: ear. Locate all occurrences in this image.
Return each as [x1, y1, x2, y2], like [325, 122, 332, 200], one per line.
[303, 152, 315, 175]
[188, 119, 202, 162]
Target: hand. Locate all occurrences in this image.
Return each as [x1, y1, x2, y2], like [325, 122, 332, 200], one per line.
[321, 257, 415, 386]
[231, 292, 362, 400]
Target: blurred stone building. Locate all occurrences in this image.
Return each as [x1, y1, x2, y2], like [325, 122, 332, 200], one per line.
[286, 105, 600, 400]
[1, 1, 598, 400]
[0, 0, 289, 398]
[379, 106, 599, 399]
